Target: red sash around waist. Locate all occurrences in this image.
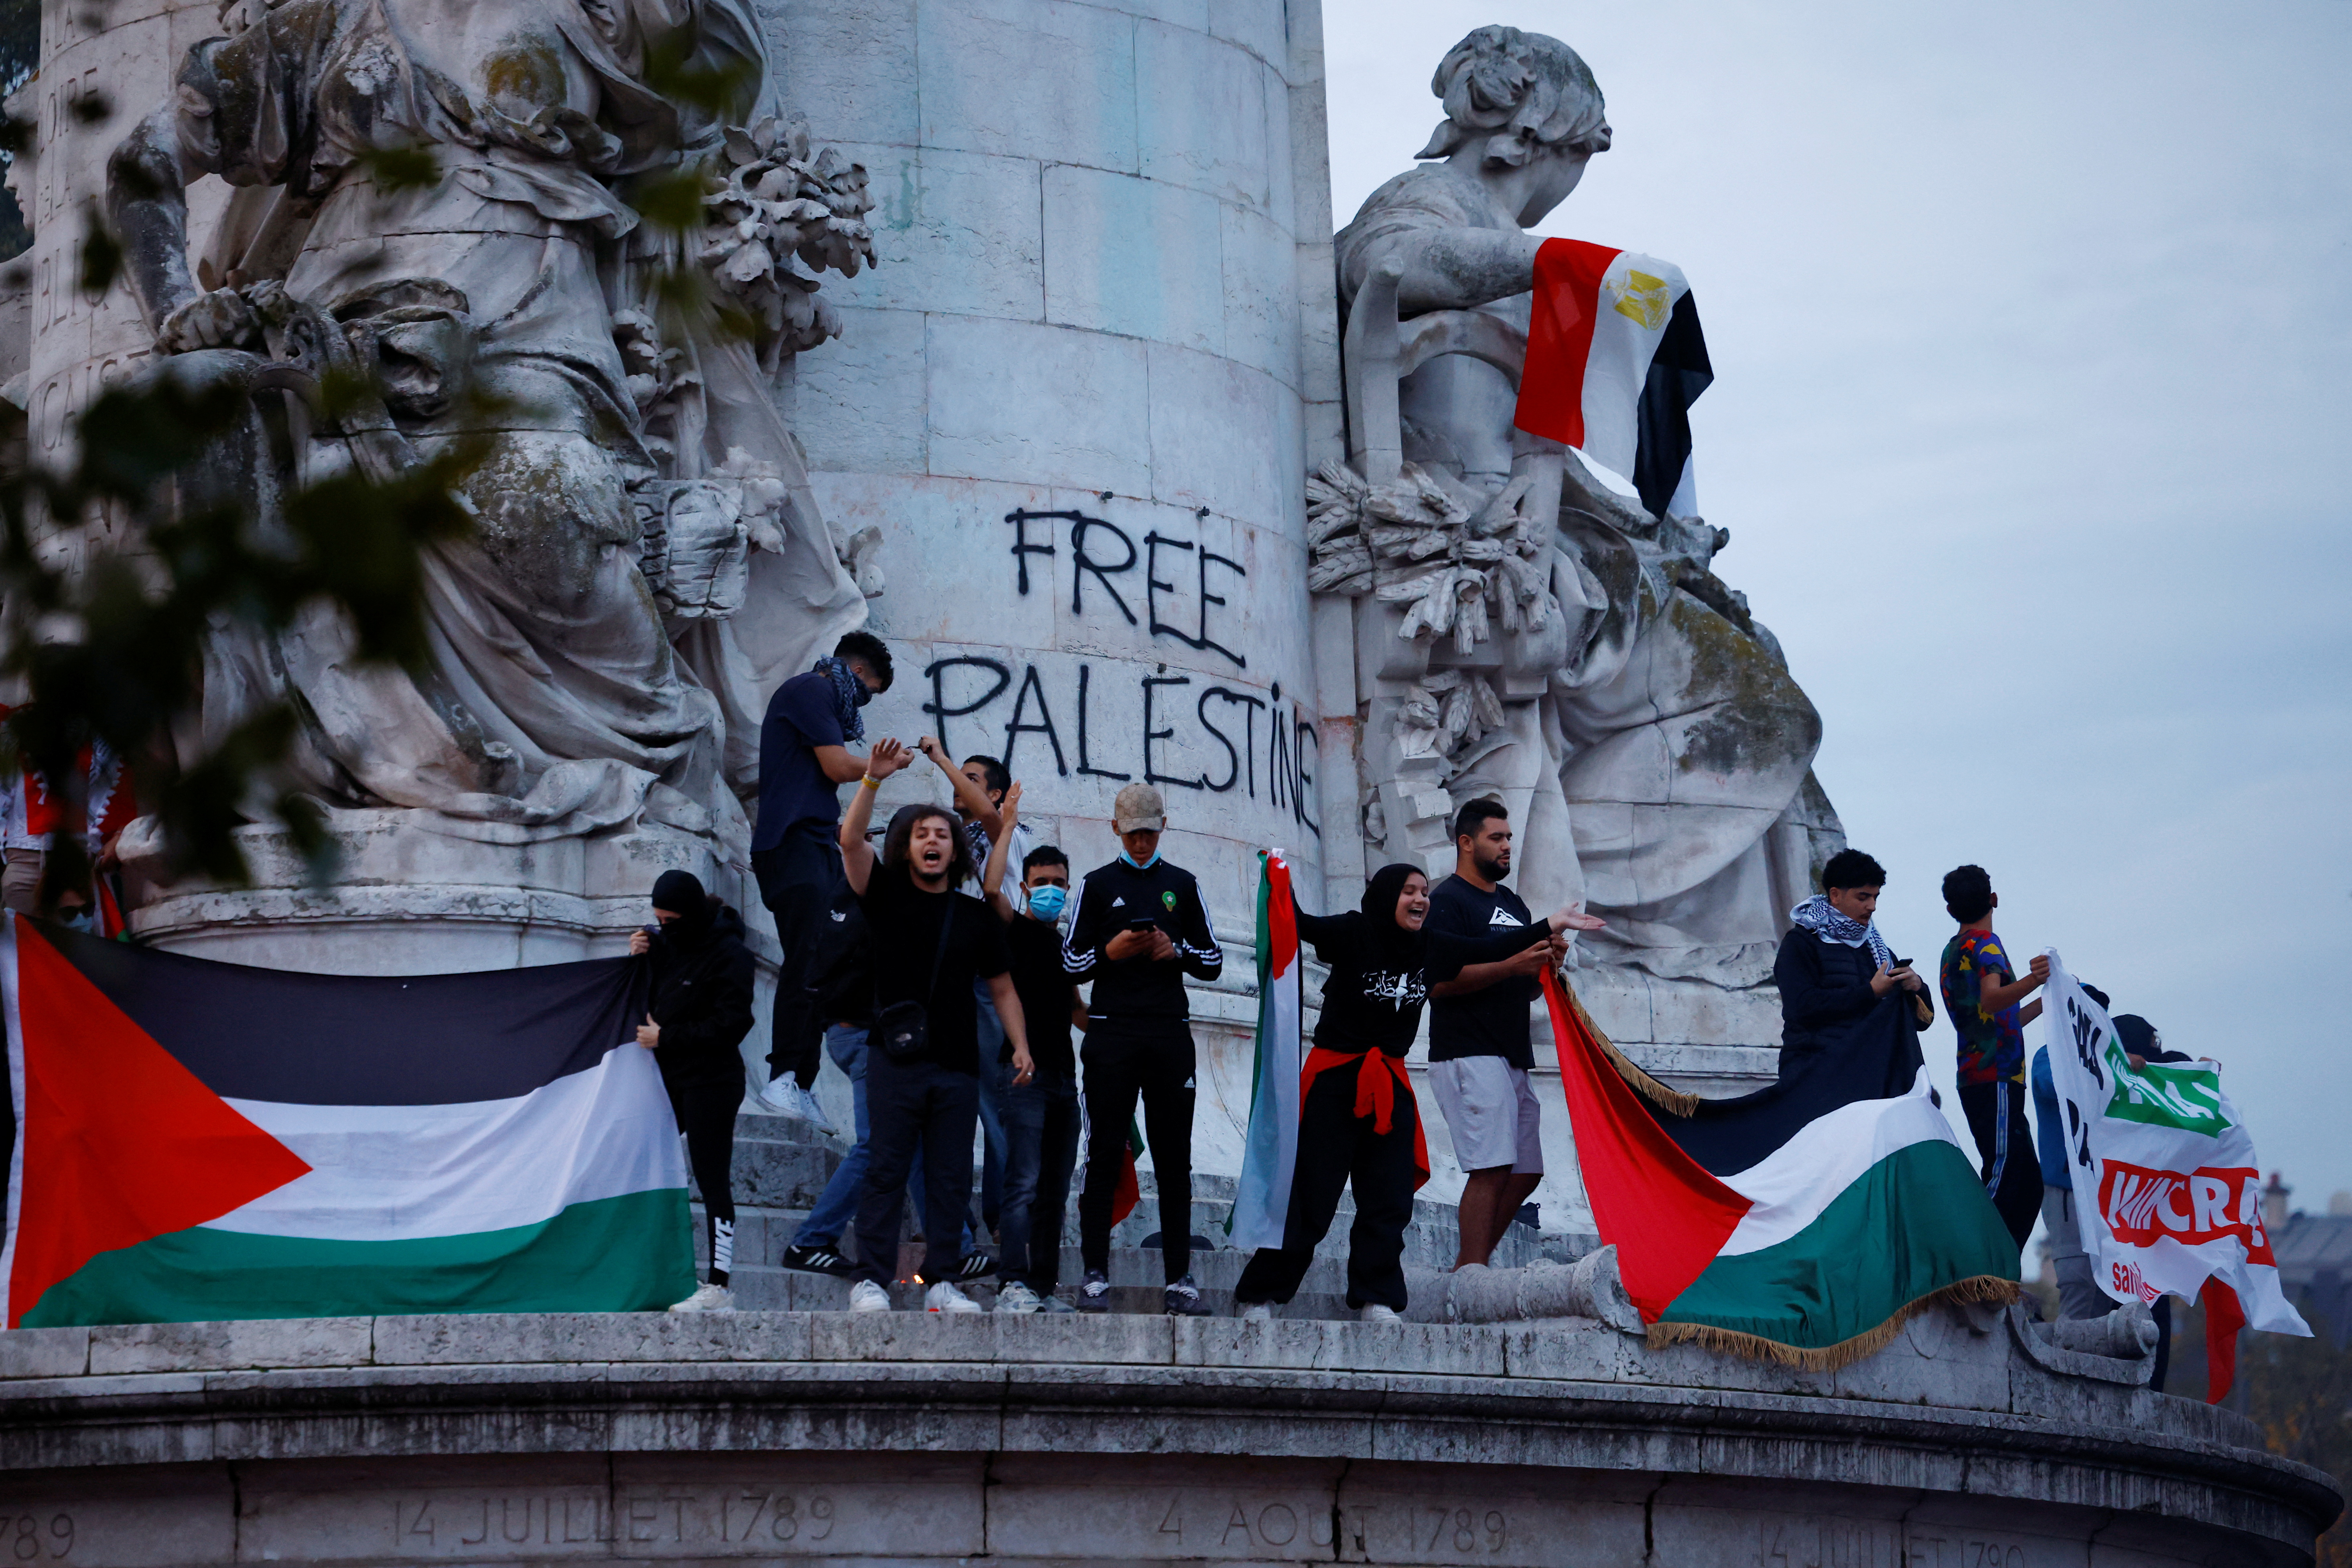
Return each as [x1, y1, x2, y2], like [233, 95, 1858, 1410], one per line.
[1300, 1045, 1430, 1191]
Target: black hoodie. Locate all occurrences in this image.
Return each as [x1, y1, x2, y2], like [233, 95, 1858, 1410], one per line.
[645, 899, 757, 1085]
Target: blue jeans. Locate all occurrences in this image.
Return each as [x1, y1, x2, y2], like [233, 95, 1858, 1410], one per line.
[799, 1024, 975, 1254]
[974, 979, 1007, 1231]
[999, 1066, 1081, 1295]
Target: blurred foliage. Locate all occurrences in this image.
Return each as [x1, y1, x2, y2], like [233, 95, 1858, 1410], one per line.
[2242, 1306, 2352, 1567]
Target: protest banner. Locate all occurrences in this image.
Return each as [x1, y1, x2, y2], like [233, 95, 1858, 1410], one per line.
[2042, 953, 2308, 1398]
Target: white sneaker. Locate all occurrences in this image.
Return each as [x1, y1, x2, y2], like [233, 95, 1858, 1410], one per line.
[848, 1280, 892, 1313]
[925, 1280, 982, 1314]
[1239, 1302, 1274, 1322]
[1359, 1304, 1402, 1325]
[758, 1079, 838, 1136]
[668, 1282, 735, 1313]
[994, 1280, 1043, 1314]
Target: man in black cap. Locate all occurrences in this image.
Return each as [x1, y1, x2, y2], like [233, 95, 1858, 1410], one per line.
[631, 869, 756, 1311]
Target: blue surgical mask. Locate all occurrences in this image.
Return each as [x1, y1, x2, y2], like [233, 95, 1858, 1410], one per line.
[55, 907, 94, 933]
[1119, 850, 1161, 870]
[1025, 884, 1067, 922]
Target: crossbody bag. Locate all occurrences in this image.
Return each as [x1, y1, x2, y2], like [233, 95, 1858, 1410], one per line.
[873, 899, 955, 1064]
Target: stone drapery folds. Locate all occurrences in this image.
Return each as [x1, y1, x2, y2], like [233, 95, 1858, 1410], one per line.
[103, 0, 876, 863]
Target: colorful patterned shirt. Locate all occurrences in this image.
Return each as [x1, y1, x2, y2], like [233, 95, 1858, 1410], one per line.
[1941, 927, 2023, 1086]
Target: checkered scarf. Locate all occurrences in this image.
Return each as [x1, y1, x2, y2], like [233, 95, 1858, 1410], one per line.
[1790, 894, 1893, 972]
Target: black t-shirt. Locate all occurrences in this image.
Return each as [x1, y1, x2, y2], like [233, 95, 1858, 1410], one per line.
[1005, 915, 1078, 1076]
[1426, 875, 1540, 1069]
[753, 670, 847, 853]
[858, 864, 1010, 1074]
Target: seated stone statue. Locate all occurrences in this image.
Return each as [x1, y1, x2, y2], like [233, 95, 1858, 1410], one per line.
[103, 0, 867, 850]
[1333, 26, 1842, 1010]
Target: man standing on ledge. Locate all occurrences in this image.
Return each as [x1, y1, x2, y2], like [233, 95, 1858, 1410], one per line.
[1063, 783, 1224, 1315]
[752, 631, 894, 1125]
[1426, 799, 1571, 1270]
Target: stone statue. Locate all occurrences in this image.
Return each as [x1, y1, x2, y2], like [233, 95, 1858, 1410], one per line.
[102, 0, 875, 860]
[1319, 25, 1843, 1043]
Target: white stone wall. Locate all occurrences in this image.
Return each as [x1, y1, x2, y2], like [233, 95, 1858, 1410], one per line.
[763, 0, 1342, 929]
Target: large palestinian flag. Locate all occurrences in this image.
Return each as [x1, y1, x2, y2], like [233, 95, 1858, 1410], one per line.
[1226, 850, 1302, 1253]
[2, 915, 694, 1327]
[1545, 970, 2017, 1364]
[1514, 237, 1713, 519]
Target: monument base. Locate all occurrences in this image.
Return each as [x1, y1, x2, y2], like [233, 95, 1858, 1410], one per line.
[121, 815, 775, 976]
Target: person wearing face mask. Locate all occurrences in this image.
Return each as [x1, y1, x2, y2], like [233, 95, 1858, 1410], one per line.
[1234, 864, 1602, 1323]
[1061, 783, 1225, 1315]
[629, 870, 757, 1312]
[751, 631, 895, 1130]
[986, 843, 1089, 1314]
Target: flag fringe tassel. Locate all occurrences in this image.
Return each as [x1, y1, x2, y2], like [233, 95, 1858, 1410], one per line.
[1561, 980, 1702, 1118]
[1644, 1276, 2023, 1371]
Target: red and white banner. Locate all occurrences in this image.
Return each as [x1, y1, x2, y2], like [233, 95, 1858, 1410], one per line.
[2042, 954, 2307, 1398]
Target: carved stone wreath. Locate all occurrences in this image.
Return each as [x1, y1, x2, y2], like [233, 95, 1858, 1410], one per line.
[1305, 459, 1557, 656]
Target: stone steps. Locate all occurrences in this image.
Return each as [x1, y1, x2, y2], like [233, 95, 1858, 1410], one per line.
[690, 1112, 1595, 1319]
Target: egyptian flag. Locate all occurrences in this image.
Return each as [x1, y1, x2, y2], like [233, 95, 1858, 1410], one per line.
[1514, 237, 1713, 519]
[1544, 971, 2018, 1365]
[1, 915, 694, 1327]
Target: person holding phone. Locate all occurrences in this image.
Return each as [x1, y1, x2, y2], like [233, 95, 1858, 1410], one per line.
[1773, 849, 1935, 1080]
[836, 739, 1031, 1314]
[1061, 783, 1224, 1315]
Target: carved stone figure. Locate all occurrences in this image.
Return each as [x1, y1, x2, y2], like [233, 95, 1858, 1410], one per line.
[102, 0, 874, 861]
[1324, 25, 1843, 1043]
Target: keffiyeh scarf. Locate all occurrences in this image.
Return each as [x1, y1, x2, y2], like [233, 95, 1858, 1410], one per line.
[812, 655, 869, 743]
[1790, 894, 1894, 972]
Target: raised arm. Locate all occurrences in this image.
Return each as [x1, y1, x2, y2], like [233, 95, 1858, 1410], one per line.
[920, 736, 1005, 839]
[980, 781, 1021, 918]
[837, 738, 907, 895]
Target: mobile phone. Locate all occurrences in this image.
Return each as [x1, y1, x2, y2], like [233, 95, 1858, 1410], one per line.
[1891, 957, 1912, 969]
[1127, 916, 1159, 932]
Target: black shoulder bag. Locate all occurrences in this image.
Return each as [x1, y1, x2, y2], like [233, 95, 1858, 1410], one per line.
[874, 901, 955, 1064]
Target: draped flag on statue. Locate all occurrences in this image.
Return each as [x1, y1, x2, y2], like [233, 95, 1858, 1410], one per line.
[1226, 850, 1302, 1253]
[2041, 955, 2308, 1402]
[1513, 237, 1713, 519]
[0, 915, 694, 1327]
[1544, 969, 2018, 1365]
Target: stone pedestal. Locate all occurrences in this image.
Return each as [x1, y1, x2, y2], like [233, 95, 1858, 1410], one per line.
[121, 818, 773, 977]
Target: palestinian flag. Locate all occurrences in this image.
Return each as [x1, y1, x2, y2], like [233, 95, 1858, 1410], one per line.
[1544, 970, 2017, 1365]
[2, 915, 694, 1327]
[1514, 237, 1713, 519]
[1226, 850, 1301, 1253]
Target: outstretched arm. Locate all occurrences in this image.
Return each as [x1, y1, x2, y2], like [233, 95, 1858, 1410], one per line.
[1354, 229, 1548, 317]
[920, 736, 1005, 839]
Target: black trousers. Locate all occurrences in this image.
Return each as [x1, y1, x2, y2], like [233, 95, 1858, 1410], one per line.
[1960, 1079, 2042, 1252]
[1233, 1058, 1420, 1312]
[852, 1050, 980, 1287]
[752, 828, 843, 1086]
[664, 1064, 743, 1287]
[1078, 1018, 1196, 1284]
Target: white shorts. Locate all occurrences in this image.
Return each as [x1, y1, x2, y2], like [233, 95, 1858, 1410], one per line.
[1428, 1057, 1544, 1175]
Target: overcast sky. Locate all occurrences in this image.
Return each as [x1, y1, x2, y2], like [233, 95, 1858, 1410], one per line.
[1324, 2, 2352, 1209]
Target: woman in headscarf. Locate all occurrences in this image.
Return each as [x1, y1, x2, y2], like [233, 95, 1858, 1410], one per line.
[1232, 864, 1600, 1323]
[631, 868, 757, 1311]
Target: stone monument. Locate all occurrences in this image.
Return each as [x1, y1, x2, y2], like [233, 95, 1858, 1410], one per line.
[0, 8, 2343, 1564]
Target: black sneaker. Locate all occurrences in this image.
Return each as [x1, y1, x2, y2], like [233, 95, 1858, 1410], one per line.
[781, 1241, 852, 1276]
[1163, 1275, 1212, 1316]
[952, 1251, 997, 1281]
[1076, 1269, 1112, 1313]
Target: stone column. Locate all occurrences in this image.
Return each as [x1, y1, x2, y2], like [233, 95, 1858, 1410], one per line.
[766, 0, 1338, 1177]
